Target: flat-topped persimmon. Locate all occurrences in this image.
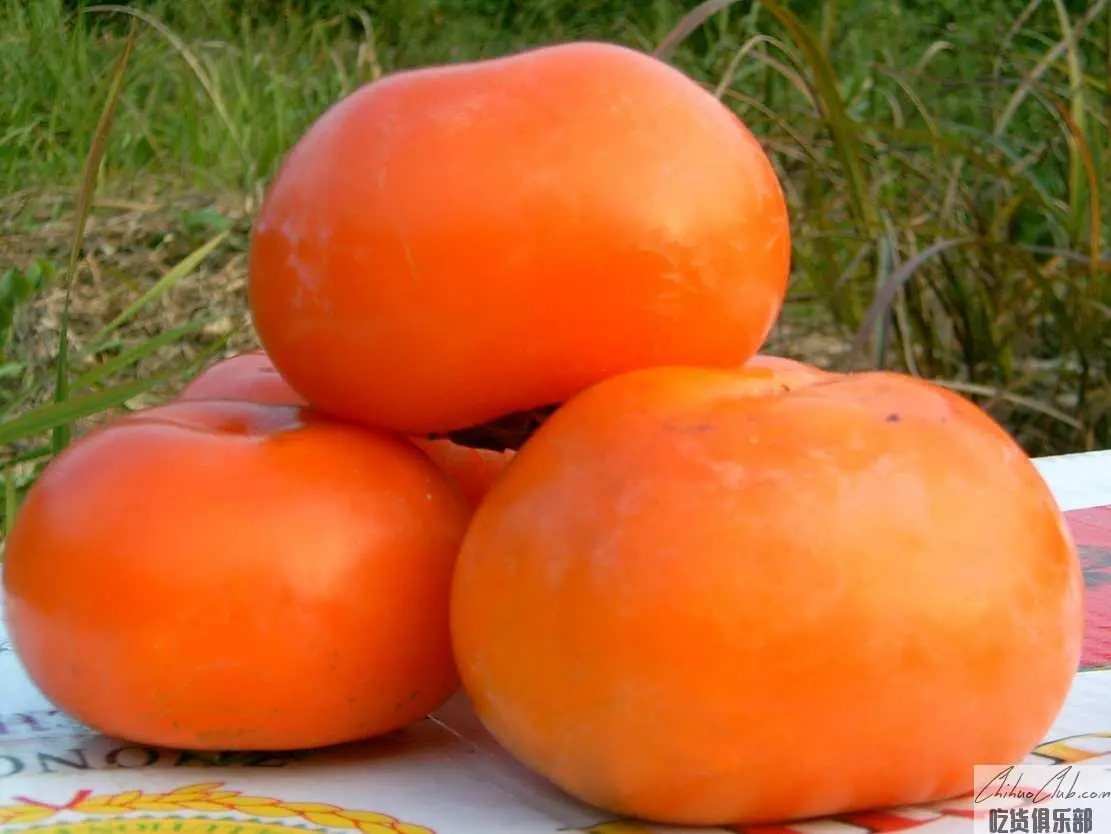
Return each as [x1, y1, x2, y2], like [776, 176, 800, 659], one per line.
[450, 364, 1082, 826]
[248, 40, 791, 435]
[2, 399, 471, 750]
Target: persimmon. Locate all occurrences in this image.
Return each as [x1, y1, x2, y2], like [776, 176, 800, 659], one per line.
[739, 352, 830, 389]
[178, 351, 515, 509]
[450, 365, 1083, 826]
[178, 349, 306, 406]
[1, 399, 471, 750]
[248, 40, 791, 437]
[411, 438, 515, 511]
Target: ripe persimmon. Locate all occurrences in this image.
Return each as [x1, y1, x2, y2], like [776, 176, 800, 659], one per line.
[411, 438, 515, 511]
[450, 365, 1082, 826]
[2, 399, 471, 750]
[739, 352, 830, 389]
[248, 40, 791, 436]
[178, 349, 306, 406]
[179, 352, 514, 510]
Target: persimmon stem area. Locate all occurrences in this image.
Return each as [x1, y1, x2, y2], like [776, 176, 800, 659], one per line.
[436, 404, 560, 453]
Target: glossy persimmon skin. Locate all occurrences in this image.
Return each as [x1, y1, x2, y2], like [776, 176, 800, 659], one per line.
[411, 438, 515, 511]
[450, 366, 1083, 826]
[248, 40, 791, 435]
[2, 400, 471, 750]
[180, 352, 515, 510]
[178, 350, 307, 406]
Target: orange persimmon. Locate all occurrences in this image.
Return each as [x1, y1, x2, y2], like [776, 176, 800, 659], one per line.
[179, 351, 515, 510]
[450, 365, 1082, 826]
[248, 40, 791, 436]
[178, 349, 305, 406]
[411, 438, 515, 512]
[2, 399, 471, 750]
[739, 352, 830, 389]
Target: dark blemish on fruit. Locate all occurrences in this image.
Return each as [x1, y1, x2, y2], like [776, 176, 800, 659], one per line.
[885, 413, 901, 423]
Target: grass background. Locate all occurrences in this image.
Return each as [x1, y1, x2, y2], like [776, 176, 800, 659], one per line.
[1, 0, 1109, 534]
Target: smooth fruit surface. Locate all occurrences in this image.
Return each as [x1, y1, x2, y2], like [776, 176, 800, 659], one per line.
[450, 365, 1083, 826]
[179, 352, 515, 510]
[2, 399, 471, 750]
[178, 350, 306, 405]
[248, 40, 791, 435]
[411, 438, 515, 511]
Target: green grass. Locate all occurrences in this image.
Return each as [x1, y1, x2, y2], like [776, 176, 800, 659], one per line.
[1, 0, 1110, 532]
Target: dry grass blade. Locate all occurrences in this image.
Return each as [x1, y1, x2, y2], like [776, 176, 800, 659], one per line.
[87, 229, 231, 348]
[915, 40, 954, 74]
[932, 379, 1085, 434]
[1054, 101, 1103, 279]
[719, 89, 824, 163]
[652, 0, 738, 59]
[51, 17, 140, 454]
[856, 121, 1068, 222]
[844, 236, 979, 363]
[71, 319, 219, 391]
[875, 68, 940, 138]
[1050, 0, 1090, 235]
[994, 0, 1107, 137]
[84, 4, 250, 178]
[714, 35, 813, 108]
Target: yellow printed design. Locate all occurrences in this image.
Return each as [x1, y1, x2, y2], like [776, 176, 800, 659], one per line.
[17, 821, 330, 834]
[1030, 733, 1111, 764]
[0, 781, 436, 834]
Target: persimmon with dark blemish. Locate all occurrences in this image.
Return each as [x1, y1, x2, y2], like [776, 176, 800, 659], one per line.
[450, 363, 1082, 826]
